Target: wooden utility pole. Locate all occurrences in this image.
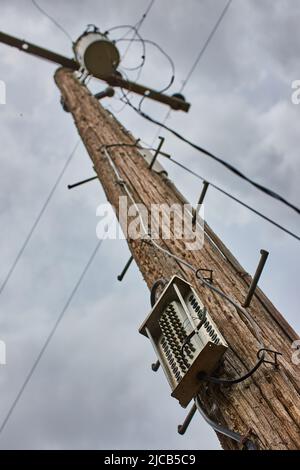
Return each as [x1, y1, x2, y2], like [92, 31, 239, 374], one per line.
[55, 67, 300, 450]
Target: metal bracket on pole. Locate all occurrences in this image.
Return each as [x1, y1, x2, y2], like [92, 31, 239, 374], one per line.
[243, 250, 269, 308]
[257, 348, 282, 369]
[196, 268, 213, 284]
[149, 137, 165, 170]
[94, 87, 115, 100]
[60, 96, 70, 113]
[151, 360, 160, 372]
[177, 403, 197, 435]
[117, 256, 134, 282]
[195, 396, 257, 450]
[68, 176, 98, 190]
[192, 181, 209, 225]
[0, 31, 190, 112]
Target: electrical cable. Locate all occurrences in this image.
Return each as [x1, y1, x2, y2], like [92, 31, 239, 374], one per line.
[119, 40, 175, 117]
[31, 0, 73, 43]
[116, 38, 175, 94]
[116, 68, 144, 114]
[194, 395, 257, 449]
[105, 25, 145, 49]
[121, 0, 155, 70]
[101, 145, 264, 349]
[107, 8, 173, 114]
[99, 142, 274, 446]
[0, 141, 81, 299]
[198, 354, 265, 386]
[116, 36, 175, 115]
[105, 25, 147, 112]
[150, 278, 168, 307]
[181, 0, 233, 92]
[136, 0, 156, 28]
[150, 0, 233, 145]
[101, 139, 299, 241]
[120, 92, 300, 216]
[159, 154, 300, 242]
[119, 36, 146, 75]
[0, 237, 106, 437]
[101, 145, 269, 387]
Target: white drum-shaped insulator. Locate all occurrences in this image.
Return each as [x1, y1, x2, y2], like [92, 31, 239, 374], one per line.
[74, 32, 120, 79]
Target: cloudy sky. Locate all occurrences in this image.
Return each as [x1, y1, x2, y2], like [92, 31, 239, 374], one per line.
[0, 0, 299, 450]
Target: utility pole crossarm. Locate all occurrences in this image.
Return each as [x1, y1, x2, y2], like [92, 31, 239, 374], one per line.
[0, 30, 190, 112]
[105, 74, 190, 112]
[0, 31, 78, 70]
[55, 67, 300, 450]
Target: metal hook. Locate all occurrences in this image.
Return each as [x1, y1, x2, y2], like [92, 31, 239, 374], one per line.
[196, 268, 213, 284]
[117, 256, 134, 282]
[68, 175, 98, 190]
[151, 360, 160, 372]
[257, 348, 282, 369]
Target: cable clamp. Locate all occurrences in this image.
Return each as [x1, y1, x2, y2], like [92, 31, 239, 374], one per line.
[115, 179, 126, 187]
[196, 268, 213, 284]
[257, 348, 282, 369]
[241, 429, 257, 450]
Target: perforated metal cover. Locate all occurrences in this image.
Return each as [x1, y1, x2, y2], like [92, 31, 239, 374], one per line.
[139, 275, 228, 407]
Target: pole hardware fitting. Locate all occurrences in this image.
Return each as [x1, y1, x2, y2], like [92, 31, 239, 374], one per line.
[94, 86, 115, 100]
[151, 360, 160, 372]
[149, 136, 165, 170]
[67, 175, 98, 190]
[115, 179, 126, 187]
[177, 403, 197, 435]
[0, 31, 190, 112]
[117, 255, 134, 282]
[150, 278, 169, 307]
[140, 236, 152, 246]
[177, 399, 257, 449]
[198, 347, 282, 386]
[194, 396, 258, 450]
[192, 181, 210, 225]
[196, 268, 213, 284]
[237, 270, 250, 279]
[99, 139, 141, 153]
[85, 24, 100, 34]
[257, 348, 282, 369]
[60, 95, 70, 113]
[243, 249, 269, 308]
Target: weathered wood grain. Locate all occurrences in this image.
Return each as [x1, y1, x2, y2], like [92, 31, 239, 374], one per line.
[55, 68, 300, 450]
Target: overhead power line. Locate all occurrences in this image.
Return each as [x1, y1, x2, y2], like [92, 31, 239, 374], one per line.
[117, 38, 175, 93]
[161, 154, 300, 242]
[0, 141, 80, 299]
[31, 0, 73, 43]
[0, 237, 105, 437]
[105, 24, 148, 110]
[122, 0, 156, 61]
[181, 0, 233, 92]
[139, 0, 156, 23]
[121, 93, 300, 216]
[151, 0, 233, 144]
